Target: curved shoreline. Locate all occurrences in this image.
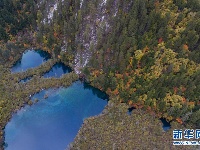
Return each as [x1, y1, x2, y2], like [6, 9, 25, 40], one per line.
[2, 73, 79, 149]
[1, 48, 110, 150]
[0, 50, 79, 149]
[1, 49, 196, 150]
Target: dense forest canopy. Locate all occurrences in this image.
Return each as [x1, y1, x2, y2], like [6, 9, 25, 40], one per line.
[78, 0, 200, 128]
[0, 0, 37, 41]
[0, 0, 37, 64]
[0, 0, 200, 147]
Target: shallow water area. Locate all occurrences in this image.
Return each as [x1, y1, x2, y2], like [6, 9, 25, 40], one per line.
[43, 62, 72, 78]
[11, 50, 50, 73]
[4, 81, 108, 150]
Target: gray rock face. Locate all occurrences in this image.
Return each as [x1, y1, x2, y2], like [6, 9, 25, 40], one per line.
[37, 0, 121, 74]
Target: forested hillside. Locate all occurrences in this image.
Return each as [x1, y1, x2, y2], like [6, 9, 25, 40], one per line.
[54, 0, 200, 128]
[83, 0, 200, 128]
[0, 0, 36, 41]
[0, 0, 37, 64]
[1, 0, 200, 127]
[0, 0, 200, 147]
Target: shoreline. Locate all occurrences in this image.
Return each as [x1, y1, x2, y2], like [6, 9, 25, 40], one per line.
[1, 49, 195, 150]
[1, 48, 109, 149]
[0, 51, 79, 149]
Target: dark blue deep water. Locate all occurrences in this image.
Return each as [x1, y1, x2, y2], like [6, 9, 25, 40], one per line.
[4, 82, 108, 150]
[127, 108, 171, 131]
[19, 77, 32, 83]
[43, 62, 72, 78]
[19, 62, 71, 83]
[11, 50, 50, 73]
[160, 118, 171, 131]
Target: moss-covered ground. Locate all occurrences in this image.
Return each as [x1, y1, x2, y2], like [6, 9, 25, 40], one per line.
[71, 100, 198, 150]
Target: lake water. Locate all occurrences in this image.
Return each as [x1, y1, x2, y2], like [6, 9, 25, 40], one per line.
[19, 62, 71, 83]
[160, 118, 171, 131]
[4, 82, 108, 150]
[11, 50, 51, 73]
[19, 77, 32, 83]
[8, 48, 169, 150]
[43, 62, 72, 78]
[127, 108, 171, 131]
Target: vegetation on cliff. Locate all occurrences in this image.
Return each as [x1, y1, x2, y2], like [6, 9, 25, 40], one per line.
[84, 0, 200, 128]
[6, 0, 199, 128]
[0, 0, 200, 149]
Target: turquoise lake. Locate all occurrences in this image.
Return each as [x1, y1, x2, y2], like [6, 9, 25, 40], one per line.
[6, 49, 108, 149]
[19, 62, 72, 83]
[43, 62, 72, 78]
[6, 49, 169, 150]
[11, 50, 51, 73]
[4, 82, 108, 150]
